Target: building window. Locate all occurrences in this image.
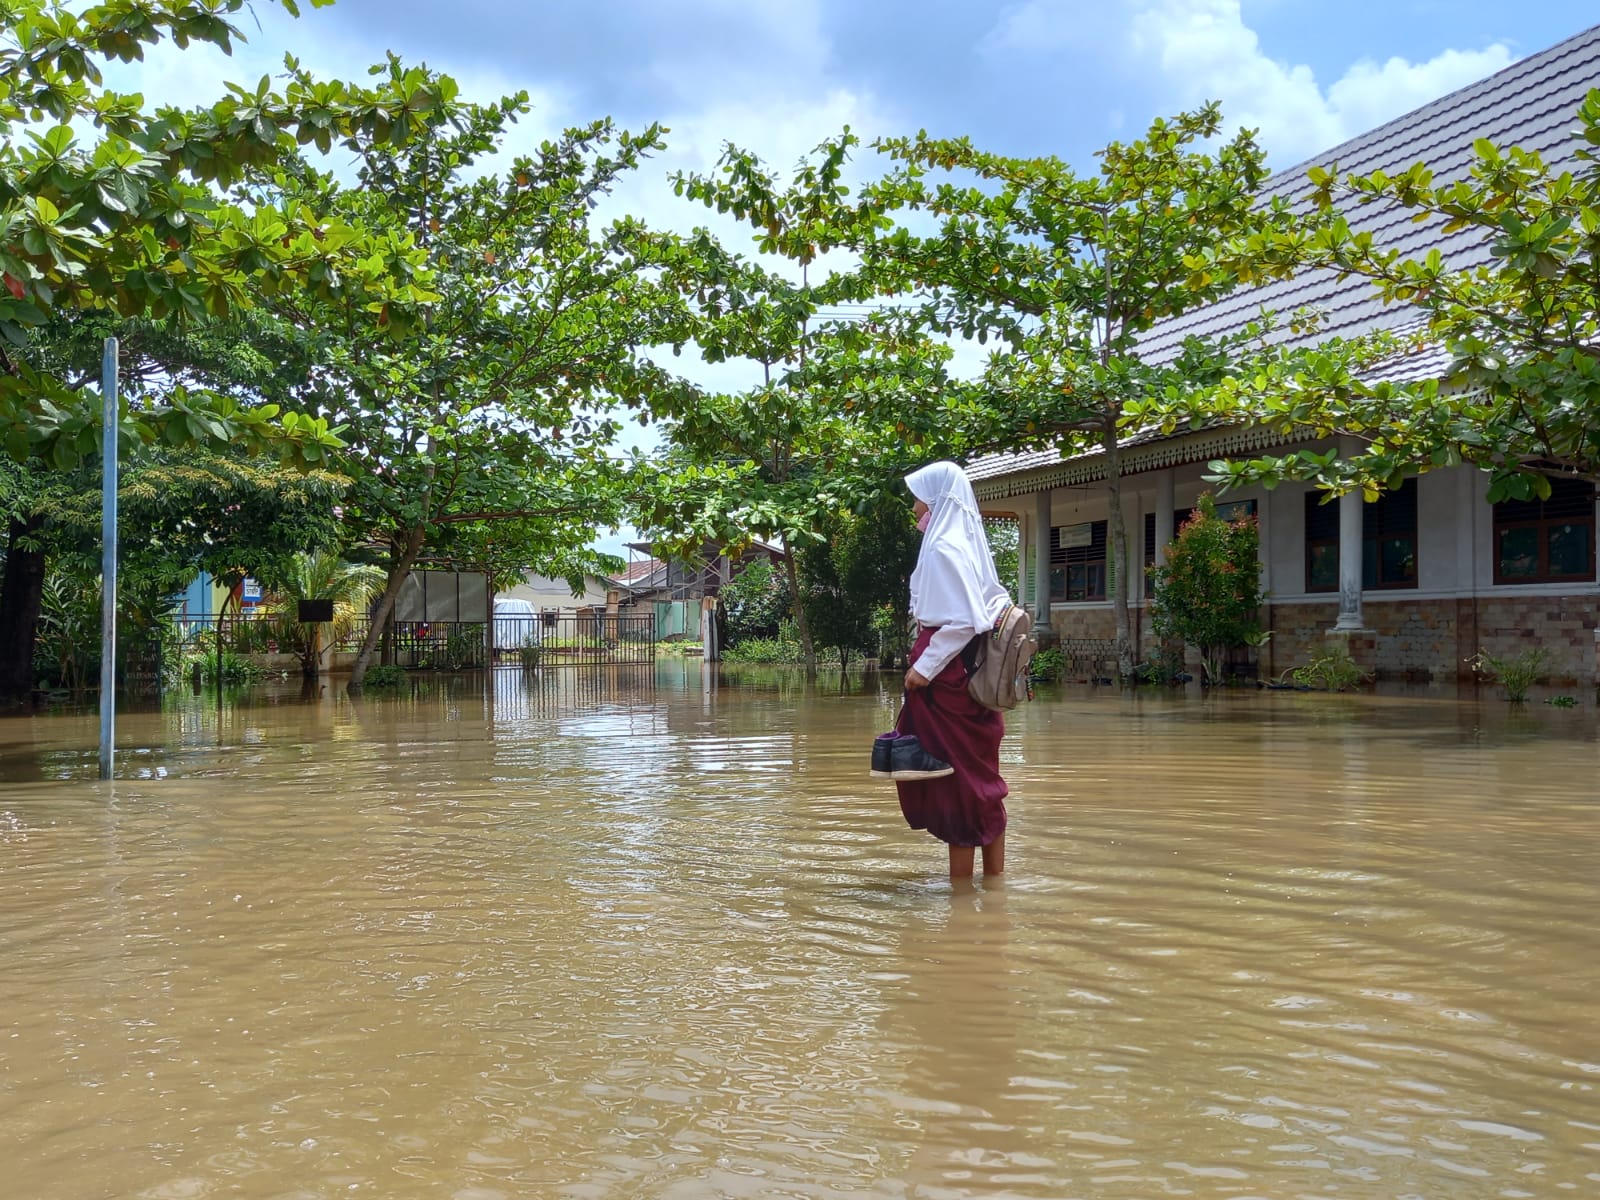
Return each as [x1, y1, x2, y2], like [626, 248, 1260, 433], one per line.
[1052, 521, 1107, 602]
[1304, 479, 1418, 592]
[1493, 478, 1595, 585]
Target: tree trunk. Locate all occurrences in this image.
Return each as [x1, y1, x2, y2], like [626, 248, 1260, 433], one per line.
[779, 534, 815, 669]
[0, 516, 47, 709]
[1103, 428, 1135, 681]
[347, 527, 426, 691]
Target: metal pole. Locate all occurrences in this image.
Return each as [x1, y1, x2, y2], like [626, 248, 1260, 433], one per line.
[97, 337, 119, 780]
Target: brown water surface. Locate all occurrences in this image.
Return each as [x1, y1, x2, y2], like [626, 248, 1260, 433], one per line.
[2, 665, 1598, 1198]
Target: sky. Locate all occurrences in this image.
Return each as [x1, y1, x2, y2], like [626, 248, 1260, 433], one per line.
[107, 0, 1600, 558]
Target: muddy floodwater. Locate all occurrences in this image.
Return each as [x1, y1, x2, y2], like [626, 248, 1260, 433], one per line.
[2, 664, 1598, 1199]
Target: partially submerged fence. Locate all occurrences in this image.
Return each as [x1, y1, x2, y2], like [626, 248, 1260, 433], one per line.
[491, 609, 656, 667]
[157, 607, 656, 678]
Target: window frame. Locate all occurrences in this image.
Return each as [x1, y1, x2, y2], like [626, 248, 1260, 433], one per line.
[1304, 480, 1418, 593]
[1052, 520, 1108, 603]
[1492, 479, 1596, 585]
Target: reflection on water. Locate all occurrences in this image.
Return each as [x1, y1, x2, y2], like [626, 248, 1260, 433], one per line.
[2, 667, 1599, 1198]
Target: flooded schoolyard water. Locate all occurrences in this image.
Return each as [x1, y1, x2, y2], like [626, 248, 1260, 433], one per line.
[2, 662, 1598, 1199]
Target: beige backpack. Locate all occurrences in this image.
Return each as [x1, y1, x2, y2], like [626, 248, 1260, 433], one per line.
[965, 604, 1037, 711]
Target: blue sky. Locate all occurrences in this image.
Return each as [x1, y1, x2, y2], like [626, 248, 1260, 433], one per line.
[116, 0, 1599, 557]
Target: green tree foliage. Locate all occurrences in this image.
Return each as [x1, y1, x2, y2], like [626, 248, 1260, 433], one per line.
[252, 550, 384, 678]
[254, 61, 700, 688]
[1191, 90, 1600, 503]
[798, 491, 919, 672]
[718, 558, 791, 645]
[866, 105, 1301, 678]
[664, 132, 967, 668]
[0, 0, 445, 470]
[0, 431, 344, 705]
[1148, 494, 1264, 686]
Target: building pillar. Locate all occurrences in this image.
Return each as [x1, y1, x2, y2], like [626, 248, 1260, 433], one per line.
[1016, 516, 1029, 605]
[1033, 488, 1053, 638]
[1332, 486, 1366, 631]
[1154, 469, 1176, 569]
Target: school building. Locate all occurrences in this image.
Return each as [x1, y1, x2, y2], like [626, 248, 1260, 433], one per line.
[968, 22, 1600, 685]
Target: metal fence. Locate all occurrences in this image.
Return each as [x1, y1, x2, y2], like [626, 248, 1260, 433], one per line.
[156, 607, 656, 675]
[490, 609, 656, 668]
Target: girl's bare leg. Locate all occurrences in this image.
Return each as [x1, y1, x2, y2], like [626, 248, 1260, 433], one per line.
[948, 845, 976, 878]
[981, 832, 1005, 876]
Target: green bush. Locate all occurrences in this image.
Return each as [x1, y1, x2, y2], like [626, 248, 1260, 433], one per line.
[1029, 646, 1065, 683]
[1149, 494, 1264, 686]
[362, 664, 407, 688]
[1468, 646, 1550, 703]
[722, 637, 794, 664]
[720, 560, 792, 645]
[1131, 644, 1186, 684]
[1288, 642, 1370, 692]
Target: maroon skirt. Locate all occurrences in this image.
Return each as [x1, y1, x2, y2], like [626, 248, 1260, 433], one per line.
[895, 626, 1008, 847]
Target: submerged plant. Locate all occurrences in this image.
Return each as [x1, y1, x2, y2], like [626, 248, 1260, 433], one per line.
[1287, 642, 1371, 692]
[1029, 646, 1065, 683]
[361, 665, 406, 688]
[1469, 646, 1550, 703]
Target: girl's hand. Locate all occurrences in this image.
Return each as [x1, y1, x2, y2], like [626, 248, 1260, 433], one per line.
[904, 668, 930, 690]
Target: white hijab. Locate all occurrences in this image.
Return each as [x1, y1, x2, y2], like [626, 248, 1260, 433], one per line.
[907, 461, 1013, 632]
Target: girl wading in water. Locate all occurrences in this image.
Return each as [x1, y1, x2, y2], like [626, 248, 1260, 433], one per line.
[897, 461, 1013, 878]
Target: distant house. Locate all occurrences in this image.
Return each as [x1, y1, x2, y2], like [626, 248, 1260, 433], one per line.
[968, 22, 1600, 685]
[490, 571, 617, 652]
[496, 571, 613, 613]
[612, 539, 788, 641]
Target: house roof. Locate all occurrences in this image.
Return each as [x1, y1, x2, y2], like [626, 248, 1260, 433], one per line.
[966, 21, 1600, 497]
[1144, 21, 1600, 359]
[611, 557, 666, 586]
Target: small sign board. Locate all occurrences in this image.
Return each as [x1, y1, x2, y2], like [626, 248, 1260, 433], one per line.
[1055, 523, 1093, 549]
[297, 598, 335, 623]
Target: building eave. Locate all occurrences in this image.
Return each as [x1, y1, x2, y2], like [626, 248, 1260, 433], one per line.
[970, 424, 1304, 501]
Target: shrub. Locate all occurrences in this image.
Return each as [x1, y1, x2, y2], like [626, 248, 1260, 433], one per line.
[1468, 646, 1550, 703]
[1132, 646, 1185, 685]
[720, 560, 791, 645]
[362, 665, 407, 688]
[1029, 646, 1065, 683]
[1148, 494, 1264, 686]
[1288, 642, 1370, 692]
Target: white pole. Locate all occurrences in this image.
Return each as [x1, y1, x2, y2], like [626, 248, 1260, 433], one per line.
[97, 338, 119, 780]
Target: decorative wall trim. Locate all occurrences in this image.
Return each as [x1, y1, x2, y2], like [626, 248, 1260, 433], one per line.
[971, 425, 1300, 501]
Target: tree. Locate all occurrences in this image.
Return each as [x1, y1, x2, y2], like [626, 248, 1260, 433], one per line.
[718, 558, 790, 645]
[1189, 89, 1600, 504]
[866, 106, 1302, 678]
[0, 311, 346, 705]
[252, 60, 699, 689]
[253, 550, 384, 678]
[0, 0, 443, 470]
[1148, 494, 1263, 685]
[0, 1, 450, 707]
[798, 492, 921, 672]
[666, 133, 967, 667]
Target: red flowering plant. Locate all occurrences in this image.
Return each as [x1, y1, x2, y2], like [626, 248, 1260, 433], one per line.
[1148, 493, 1265, 685]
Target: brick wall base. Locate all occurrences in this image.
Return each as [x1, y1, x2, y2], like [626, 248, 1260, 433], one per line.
[1046, 595, 1599, 685]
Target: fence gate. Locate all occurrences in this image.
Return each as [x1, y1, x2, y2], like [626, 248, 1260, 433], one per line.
[492, 609, 656, 667]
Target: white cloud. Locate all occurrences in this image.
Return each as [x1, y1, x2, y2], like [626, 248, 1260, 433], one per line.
[1124, 0, 1514, 167]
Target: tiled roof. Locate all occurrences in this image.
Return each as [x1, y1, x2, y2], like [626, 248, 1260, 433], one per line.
[966, 22, 1600, 492]
[1141, 21, 1600, 360]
